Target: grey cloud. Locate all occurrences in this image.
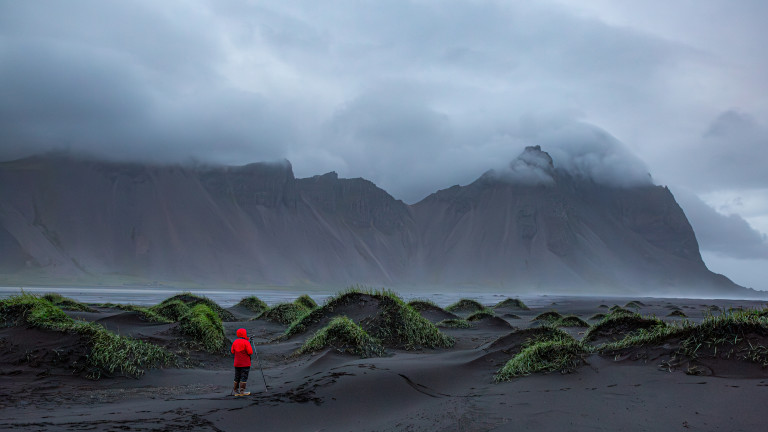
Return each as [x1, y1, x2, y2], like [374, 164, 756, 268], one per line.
[675, 189, 768, 259]
[662, 110, 768, 192]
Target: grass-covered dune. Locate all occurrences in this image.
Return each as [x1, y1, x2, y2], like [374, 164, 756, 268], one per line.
[407, 299, 458, 323]
[445, 299, 486, 315]
[235, 296, 269, 314]
[42, 292, 97, 312]
[260, 302, 311, 324]
[152, 292, 236, 322]
[283, 288, 453, 353]
[0, 294, 175, 378]
[583, 310, 664, 344]
[176, 303, 228, 354]
[598, 308, 768, 370]
[494, 329, 591, 381]
[494, 298, 529, 310]
[295, 316, 386, 358]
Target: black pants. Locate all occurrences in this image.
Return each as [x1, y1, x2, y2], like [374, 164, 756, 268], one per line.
[234, 366, 250, 383]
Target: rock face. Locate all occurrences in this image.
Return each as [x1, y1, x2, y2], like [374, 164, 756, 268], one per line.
[0, 148, 747, 295]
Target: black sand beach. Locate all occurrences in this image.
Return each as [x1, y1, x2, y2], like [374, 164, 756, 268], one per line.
[2, 292, 768, 431]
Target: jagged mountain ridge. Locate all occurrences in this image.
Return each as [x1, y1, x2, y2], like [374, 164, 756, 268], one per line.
[0, 148, 746, 294]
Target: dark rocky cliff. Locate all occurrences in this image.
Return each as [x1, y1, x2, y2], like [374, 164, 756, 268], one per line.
[0, 150, 748, 295]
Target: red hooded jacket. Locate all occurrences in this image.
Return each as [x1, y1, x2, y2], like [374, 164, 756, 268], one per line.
[231, 328, 253, 367]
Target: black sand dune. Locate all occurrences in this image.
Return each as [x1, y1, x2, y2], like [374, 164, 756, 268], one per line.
[3, 295, 768, 431]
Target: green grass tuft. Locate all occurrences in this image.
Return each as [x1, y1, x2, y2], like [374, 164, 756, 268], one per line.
[583, 310, 664, 343]
[150, 299, 190, 322]
[624, 301, 645, 309]
[71, 321, 176, 379]
[177, 304, 228, 353]
[236, 296, 269, 314]
[368, 293, 454, 350]
[295, 316, 386, 358]
[0, 293, 74, 329]
[436, 319, 472, 328]
[588, 313, 606, 321]
[294, 294, 318, 310]
[0, 294, 174, 378]
[445, 299, 486, 314]
[678, 309, 768, 365]
[494, 298, 529, 310]
[495, 332, 590, 381]
[42, 293, 97, 312]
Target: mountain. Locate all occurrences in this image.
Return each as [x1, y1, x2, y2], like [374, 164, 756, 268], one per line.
[0, 148, 749, 296]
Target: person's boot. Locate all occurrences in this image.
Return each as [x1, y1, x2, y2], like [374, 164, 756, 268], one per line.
[239, 382, 250, 396]
[233, 381, 240, 396]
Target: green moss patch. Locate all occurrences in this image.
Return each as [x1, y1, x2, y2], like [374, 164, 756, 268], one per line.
[295, 316, 386, 358]
[177, 304, 228, 354]
[494, 298, 529, 310]
[236, 296, 269, 314]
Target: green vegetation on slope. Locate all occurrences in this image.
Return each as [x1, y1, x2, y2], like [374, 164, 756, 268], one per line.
[495, 332, 590, 381]
[294, 294, 318, 310]
[445, 299, 485, 314]
[0, 294, 174, 378]
[466, 310, 496, 321]
[235, 296, 269, 314]
[154, 292, 235, 322]
[494, 298, 529, 310]
[42, 293, 97, 312]
[436, 319, 472, 328]
[260, 302, 310, 325]
[177, 304, 228, 354]
[284, 287, 453, 350]
[151, 299, 190, 322]
[295, 316, 386, 358]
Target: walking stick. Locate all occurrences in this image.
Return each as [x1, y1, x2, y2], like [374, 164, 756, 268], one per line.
[250, 337, 269, 391]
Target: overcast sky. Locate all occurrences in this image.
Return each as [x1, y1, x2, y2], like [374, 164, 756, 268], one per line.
[1, 0, 766, 289]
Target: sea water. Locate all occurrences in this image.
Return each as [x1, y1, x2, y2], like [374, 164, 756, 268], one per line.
[0, 286, 558, 308]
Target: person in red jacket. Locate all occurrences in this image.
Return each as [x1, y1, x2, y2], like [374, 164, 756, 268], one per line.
[231, 328, 253, 396]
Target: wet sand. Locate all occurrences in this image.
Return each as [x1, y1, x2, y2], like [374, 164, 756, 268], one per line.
[2, 295, 767, 431]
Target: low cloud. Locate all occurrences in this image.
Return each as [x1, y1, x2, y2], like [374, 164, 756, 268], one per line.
[675, 189, 768, 259]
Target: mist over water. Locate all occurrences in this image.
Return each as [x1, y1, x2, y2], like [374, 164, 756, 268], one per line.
[2, 285, 762, 308]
